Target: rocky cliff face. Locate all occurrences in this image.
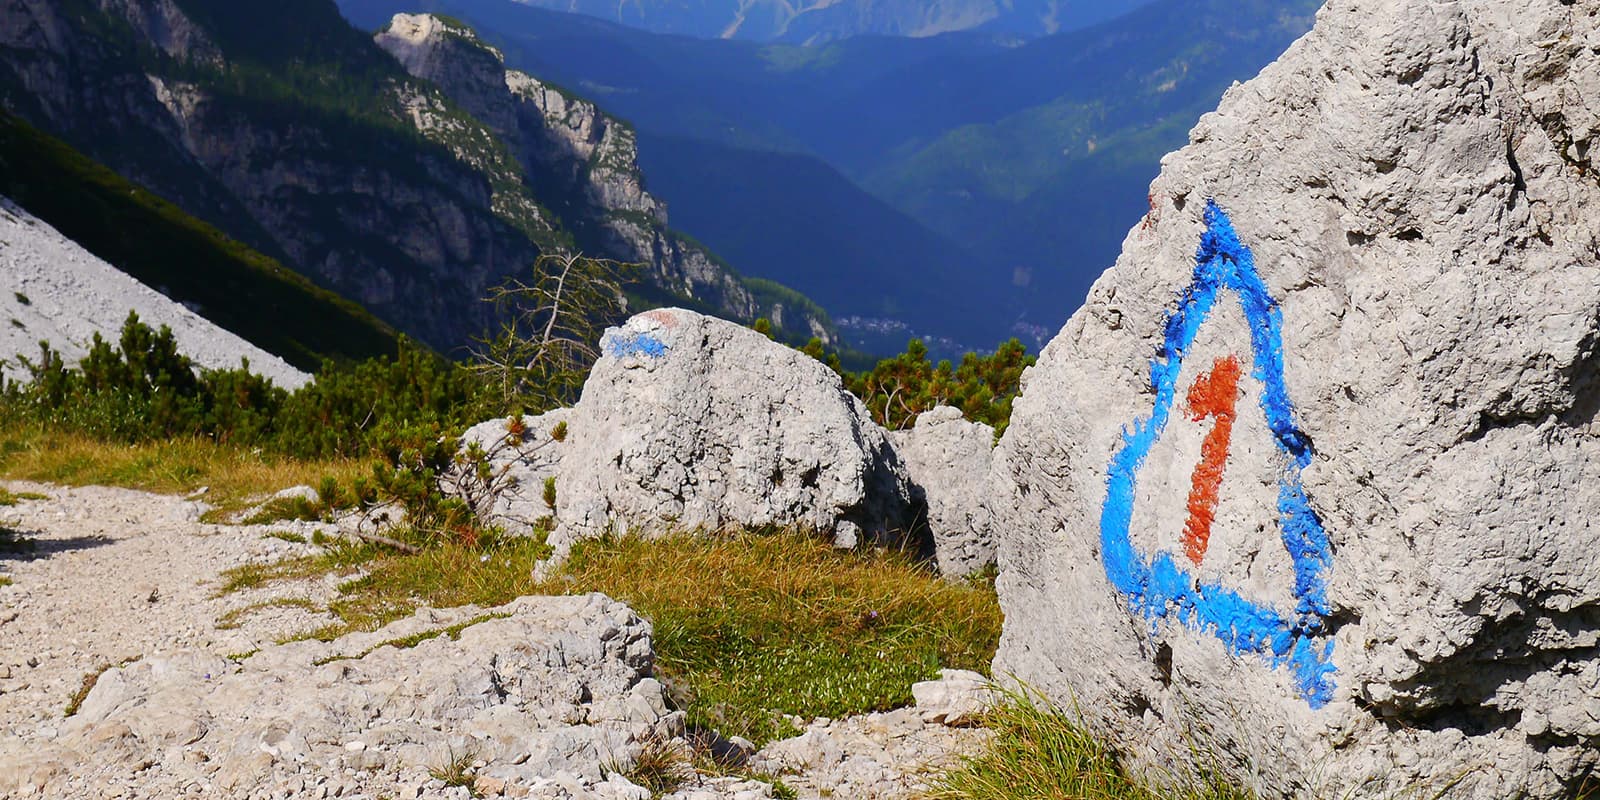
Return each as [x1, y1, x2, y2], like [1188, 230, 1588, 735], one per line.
[374, 14, 832, 344]
[987, 0, 1600, 796]
[0, 0, 831, 351]
[0, 0, 545, 349]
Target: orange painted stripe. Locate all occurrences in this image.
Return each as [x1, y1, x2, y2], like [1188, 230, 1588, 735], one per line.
[1181, 355, 1242, 566]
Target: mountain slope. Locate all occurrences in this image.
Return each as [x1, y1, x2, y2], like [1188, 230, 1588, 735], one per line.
[637, 135, 1010, 348]
[0, 112, 401, 371]
[0, 0, 831, 352]
[0, 196, 309, 388]
[338, 0, 1319, 347]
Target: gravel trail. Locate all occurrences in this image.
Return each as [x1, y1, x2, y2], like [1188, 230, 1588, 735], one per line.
[0, 482, 333, 741]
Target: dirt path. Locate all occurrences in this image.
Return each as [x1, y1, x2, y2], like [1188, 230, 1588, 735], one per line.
[0, 482, 334, 742]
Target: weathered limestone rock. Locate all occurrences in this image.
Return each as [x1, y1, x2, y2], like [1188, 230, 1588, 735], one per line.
[890, 406, 996, 577]
[911, 668, 996, 727]
[0, 594, 673, 798]
[988, 0, 1600, 797]
[456, 407, 575, 531]
[549, 308, 924, 557]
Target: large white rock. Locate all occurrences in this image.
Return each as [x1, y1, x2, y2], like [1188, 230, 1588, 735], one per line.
[550, 308, 923, 557]
[987, 0, 1600, 797]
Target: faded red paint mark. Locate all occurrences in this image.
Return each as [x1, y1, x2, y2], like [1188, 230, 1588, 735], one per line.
[1181, 355, 1242, 566]
[641, 309, 681, 327]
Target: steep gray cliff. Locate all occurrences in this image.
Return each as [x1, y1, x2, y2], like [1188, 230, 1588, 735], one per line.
[373, 13, 832, 342]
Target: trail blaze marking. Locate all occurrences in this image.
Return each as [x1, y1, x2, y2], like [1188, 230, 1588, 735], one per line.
[601, 329, 669, 359]
[1099, 200, 1336, 708]
[1181, 355, 1242, 566]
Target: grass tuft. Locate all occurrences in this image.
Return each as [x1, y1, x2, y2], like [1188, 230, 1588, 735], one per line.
[214, 597, 322, 630]
[538, 530, 1002, 744]
[0, 487, 48, 505]
[929, 687, 1257, 800]
[429, 746, 479, 792]
[609, 734, 691, 797]
[310, 613, 508, 665]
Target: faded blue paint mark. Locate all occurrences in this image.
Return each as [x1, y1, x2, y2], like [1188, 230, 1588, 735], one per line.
[1100, 200, 1336, 708]
[602, 329, 669, 359]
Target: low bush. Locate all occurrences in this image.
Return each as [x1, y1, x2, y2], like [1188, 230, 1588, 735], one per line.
[0, 312, 497, 461]
[797, 335, 1034, 436]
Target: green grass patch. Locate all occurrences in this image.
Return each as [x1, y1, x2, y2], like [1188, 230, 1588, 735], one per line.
[0, 488, 48, 505]
[311, 612, 507, 665]
[929, 688, 1256, 800]
[207, 524, 998, 748]
[0, 575, 12, 587]
[265, 530, 308, 544]
[537, 530, 1002, 744]
[217, 530, 550, 644]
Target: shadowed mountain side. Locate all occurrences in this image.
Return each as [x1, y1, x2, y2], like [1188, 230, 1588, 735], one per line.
[637, 135, 1016, 350]
[0, 113, 402, 371]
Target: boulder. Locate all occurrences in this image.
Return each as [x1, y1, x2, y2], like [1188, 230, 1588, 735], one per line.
[471, 308, 927, 560]
[911, 668, 995, 727]
[987, 0, 1600, 797]
[889, 406, 997, 577]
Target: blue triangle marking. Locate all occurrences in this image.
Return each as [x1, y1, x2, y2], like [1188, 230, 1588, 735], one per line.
[1099, 200, 1336, 708]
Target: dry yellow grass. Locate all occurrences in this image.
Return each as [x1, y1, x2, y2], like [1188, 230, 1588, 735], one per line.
[0, 421, 375, 515]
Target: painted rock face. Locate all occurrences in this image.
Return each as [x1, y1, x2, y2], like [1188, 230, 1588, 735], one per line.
[1100, 201, 1334, 708]
[988, 1, 1600, 793]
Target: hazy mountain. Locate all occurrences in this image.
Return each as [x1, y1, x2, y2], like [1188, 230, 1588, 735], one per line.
[339, 0, 1319, 349]
[637, 135, 1011, 348]
[499, 0, 1157, 43]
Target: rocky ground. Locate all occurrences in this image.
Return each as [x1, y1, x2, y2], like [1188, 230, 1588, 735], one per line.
[0, 482, 989, 799]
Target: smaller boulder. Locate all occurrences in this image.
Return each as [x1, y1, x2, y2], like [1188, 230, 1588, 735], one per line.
[911, 668, 995, 727]
[453, 408, 574, 533]
[549, 309, 926, 556]
[889, 407, 996, 577]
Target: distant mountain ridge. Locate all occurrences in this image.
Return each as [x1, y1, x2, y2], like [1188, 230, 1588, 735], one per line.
[338, 0, 1320, 351]
[0, 0, 833, 352]
[503, 0, 1158, 43]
